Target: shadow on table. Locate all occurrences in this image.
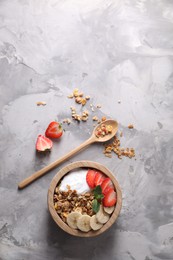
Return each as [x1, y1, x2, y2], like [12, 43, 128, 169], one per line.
[46, 212, 118, 259]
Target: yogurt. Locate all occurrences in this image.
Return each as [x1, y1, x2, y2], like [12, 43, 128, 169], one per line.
[59, 169, 91, 194]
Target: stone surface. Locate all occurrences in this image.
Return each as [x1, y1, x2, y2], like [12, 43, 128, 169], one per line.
[0, 1, 173, 260]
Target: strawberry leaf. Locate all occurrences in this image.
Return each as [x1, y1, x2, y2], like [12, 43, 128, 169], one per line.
[92, 185, 104, 212]
[92, 199, 100, 213]
[96, 194, 104, 200]
[93, 185, 104, 200]
[93, 185, 102, 196]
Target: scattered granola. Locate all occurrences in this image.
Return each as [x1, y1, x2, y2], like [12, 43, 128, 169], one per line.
[104, 135, 135, 159]
[89, 103, 95, 112]
[75, 96, 87, 106]
[36, 101, 46, 106]
[81, 110, 89, 122]
[92, 116, 99, 121]
[81, 98, 87, 106]
[101, 116, 107, 122]
[65, 89, 136, 159]
[105, 153, 112, 158]
[67, 88, 89, 106]
[70, 107, 89, 122]
[63, 118, 71, 125]
[128, 124, 134, 129]
[70, 107, 80, 122]
[73, 88, 79, 97]
[67, 94, 73, 99]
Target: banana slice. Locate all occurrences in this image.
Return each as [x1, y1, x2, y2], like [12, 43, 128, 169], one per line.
[104, 206, 115, 214]
[96, 205, 110, 224]
[67, 212, 82, 229]
[75, 207, 83, 214]
[77, 215, 91, 232]
[90, 215, 103, 230]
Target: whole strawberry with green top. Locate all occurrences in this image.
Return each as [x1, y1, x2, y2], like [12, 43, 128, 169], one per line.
[45, 121, 63, 139]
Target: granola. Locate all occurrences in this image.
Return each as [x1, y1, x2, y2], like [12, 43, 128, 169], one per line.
[36, 101, 46, 106]
[104, 135, 135, 159]
[54, 187, 95, 223]
[95, 124, 113, 138]
[67, 88, 88, 106]
[128, 124, 134, 129]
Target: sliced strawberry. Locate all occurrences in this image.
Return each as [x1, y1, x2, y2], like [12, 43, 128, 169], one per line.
[94, 172, 106, 187]
[101, 178, 114, 195]
[36, 135, 53, 152]
[45, 121, 63, 139]
[86, 169, 97, 188]
[103, 188, 117, 207]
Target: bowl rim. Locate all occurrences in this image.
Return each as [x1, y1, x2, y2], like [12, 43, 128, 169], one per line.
[47, 160, 122, 237]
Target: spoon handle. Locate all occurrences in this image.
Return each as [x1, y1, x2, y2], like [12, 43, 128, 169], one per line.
[18, 136, 95, 189]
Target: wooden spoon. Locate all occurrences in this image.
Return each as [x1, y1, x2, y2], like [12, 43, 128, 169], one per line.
[18, 119, 118, 189]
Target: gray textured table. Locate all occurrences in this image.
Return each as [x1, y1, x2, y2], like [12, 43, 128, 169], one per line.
[0, 1, 173, 260]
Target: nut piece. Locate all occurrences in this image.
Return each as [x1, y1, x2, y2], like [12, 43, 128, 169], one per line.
[81, 98, 87, 106]
[63, 118, 71, 124]
[128, 124, 134, 129]
[75, 97, 82, 104]
[92, 116, 99, 121]
[67, 94, 74, 98]
[73, 88, 79, 97]
[36, 101, 46, 106]
[101, 116, 106, 122]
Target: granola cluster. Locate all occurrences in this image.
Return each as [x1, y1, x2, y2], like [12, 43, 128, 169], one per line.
[104, 136, 135, 159]
[63, 88, 103, 124]
[54, 187, 95, 223]
[68, 88, 90, 106]
[128, 124, 134, 129]
[70, 107, 89, 122]
[36, 101, 46, 106]
[95, 123, 113, 138]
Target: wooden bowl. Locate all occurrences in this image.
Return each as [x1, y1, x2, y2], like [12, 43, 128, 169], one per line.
[48, 161, 122, 237]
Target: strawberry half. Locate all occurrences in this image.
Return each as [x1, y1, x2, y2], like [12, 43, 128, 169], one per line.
[36, 135, 53, 152]
[45, 121, 63, 139]
[94, 172, 106, 187]
[86, 169, 97, 188]
[101, 178, 114, 195]
[103, 188, 117, 207]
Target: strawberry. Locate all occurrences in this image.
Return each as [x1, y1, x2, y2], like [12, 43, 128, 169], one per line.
[101, 178, 114, 195]
[86, 169, 97, 188]
[103, 188, 117, 207]
[94, 172, 106, 187]
[36, 135, 53, 152]
[45, 121, 63, 139]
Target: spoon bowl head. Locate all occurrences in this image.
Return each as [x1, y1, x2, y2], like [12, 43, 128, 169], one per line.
[93, 119, 118, 142]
